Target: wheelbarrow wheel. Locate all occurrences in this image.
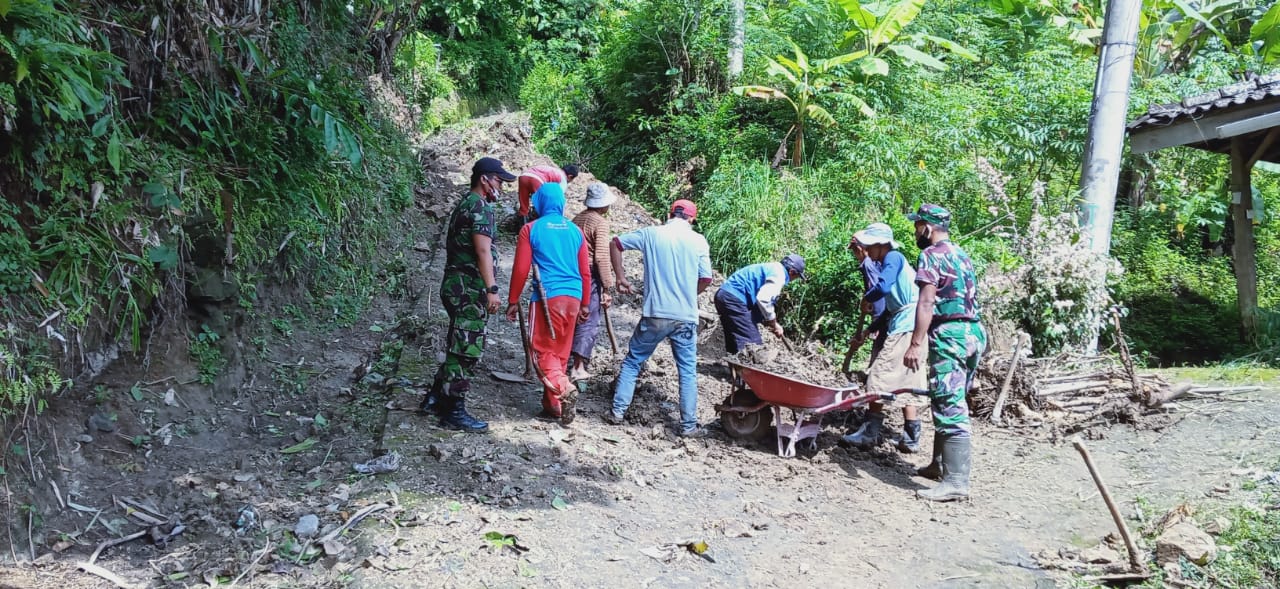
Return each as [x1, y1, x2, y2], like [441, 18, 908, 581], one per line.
[720, 389, 771, 440]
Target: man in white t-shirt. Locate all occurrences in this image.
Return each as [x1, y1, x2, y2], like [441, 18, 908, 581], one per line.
[605, 199, 713, 437]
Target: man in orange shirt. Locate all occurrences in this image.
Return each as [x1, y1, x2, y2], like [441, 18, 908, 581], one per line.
[518, 164, 579, 224]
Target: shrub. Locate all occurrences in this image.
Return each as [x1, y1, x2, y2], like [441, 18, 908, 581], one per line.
[394, 32, 462, 133]
[519, 62, 589, 164]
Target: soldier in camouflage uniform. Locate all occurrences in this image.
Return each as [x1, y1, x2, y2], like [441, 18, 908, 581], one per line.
[903, 203, 987, 502]
[421, 157, 517, 433]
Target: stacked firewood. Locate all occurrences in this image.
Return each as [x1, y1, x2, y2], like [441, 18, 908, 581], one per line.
[970, 351, 1191, 435]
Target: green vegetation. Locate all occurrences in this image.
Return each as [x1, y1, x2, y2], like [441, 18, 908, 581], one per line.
[0, 1, 427, 413]
[189, 325, 224, 386]
[519, 0, 1280, 363]
[1204, 495, 1280, 587]
[3, 0, 1280, 419]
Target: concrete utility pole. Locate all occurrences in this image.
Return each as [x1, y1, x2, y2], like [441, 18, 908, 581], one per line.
[1078, 0, 1143, 254]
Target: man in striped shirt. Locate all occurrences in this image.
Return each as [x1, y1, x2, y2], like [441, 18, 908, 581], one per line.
[569, 182, 618, 381]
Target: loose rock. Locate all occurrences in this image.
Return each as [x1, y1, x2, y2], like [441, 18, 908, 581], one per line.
[1155, 522, 1217, 565]
[295, 514, 320, 538]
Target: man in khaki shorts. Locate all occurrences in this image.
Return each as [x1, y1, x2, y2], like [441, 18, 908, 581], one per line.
[843, 223, 929, 452]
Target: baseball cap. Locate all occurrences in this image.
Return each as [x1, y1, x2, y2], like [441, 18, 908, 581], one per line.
[852, 223, 901, 249]
[670, 199, 697, 221]
[584, 182, 617, 208]
[907, 203, 952, 229]
[472, 157, 517, 182]
[781, 254, 807, 281]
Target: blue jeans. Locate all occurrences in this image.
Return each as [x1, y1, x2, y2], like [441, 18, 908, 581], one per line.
[612, 317, 699, 432]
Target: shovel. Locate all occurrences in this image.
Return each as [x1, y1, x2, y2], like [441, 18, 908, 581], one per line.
[516, 303, 535, 379]
[840, 312, 869, 381]
[603, 305, 619, 356]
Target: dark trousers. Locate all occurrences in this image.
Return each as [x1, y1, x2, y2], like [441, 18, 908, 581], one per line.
[714, 289, 763, 355]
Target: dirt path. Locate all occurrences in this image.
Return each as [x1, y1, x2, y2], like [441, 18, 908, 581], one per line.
[3, 114, 1278, 589]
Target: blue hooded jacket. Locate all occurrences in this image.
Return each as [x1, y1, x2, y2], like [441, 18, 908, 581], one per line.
[521, 183, 586, 301]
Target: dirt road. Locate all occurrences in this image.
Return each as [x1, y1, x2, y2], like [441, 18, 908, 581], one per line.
[3, 114, 1277, 589]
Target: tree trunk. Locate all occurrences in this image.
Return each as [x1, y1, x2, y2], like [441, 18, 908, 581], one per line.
[1229, 139, 1259, 343]
[792, 122, 804, 168]
[728, 0, 745, 79]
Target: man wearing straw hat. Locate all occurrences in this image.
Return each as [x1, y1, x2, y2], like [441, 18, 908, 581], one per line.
[841, 223, 928, 453]
[569, 182, 618, 381]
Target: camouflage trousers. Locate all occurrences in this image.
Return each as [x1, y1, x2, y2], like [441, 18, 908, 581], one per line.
[927, 320, 987, 438]
[432, 285, 489, 399]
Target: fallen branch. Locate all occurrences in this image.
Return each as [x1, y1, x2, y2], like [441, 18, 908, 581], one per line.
[50, 480, 66, 510]
[318, 502, 391, 544]
[1072, 438, 1143, 573]
[991, 336, 1023, 426]
[1111, 309, 1145, 405]
[228, 540, 273, 587]
[77, 561, 140, 589]
[113, 496, 166, 526]
[88, 529, 148, 564]
[1187, 386, 1262, 395]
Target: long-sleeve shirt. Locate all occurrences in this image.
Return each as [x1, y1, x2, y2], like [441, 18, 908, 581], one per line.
[862, 249, 919, 336]
[720, 262, 789, 322]
[571, 209, 615, 290]
[507, 184, 591, 306]
[860, 257, 888, 333]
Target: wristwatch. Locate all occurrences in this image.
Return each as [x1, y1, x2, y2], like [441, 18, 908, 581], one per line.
[486, 285, 499, 294]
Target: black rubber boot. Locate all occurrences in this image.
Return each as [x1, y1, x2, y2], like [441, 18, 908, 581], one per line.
[439, 398, 489, 433]
[916, 435, 945, 480]
[418, 380, 443, 415]
[896, 419, 922, 453]
[842, 412, 883, 447]
[917, 436, 970, 502]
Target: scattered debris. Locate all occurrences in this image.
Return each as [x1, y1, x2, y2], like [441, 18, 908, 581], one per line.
[234, 505, 259, 533]
[639, 540, 715, 564]
[972, 352, 1211, 435]
[482, 531, 529, 555]
[354, 451, 401, 475]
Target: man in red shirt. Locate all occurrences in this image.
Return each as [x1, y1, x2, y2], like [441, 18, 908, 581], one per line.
[518, 164, 580, 223]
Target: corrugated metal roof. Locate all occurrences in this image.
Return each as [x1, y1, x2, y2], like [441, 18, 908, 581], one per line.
[1127, 72, 1280, 131]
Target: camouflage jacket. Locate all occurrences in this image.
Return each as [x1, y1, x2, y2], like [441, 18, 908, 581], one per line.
[915, 240, 981, 323]
[442, 191, 498, 295]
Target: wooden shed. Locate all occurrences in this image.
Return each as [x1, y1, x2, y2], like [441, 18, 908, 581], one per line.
[1128, 73, 1279, 342]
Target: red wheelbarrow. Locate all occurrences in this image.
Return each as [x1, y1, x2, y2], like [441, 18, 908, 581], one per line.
[716, 360, 889, 457]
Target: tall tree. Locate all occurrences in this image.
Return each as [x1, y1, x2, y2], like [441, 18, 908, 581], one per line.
[728, 0, 745, 79]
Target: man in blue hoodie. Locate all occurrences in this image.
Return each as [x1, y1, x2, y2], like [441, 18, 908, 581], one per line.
[713, 254, 807, 354]
[506, 183, 592, 425]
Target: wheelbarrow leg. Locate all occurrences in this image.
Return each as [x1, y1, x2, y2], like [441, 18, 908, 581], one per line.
[773, 406, 794, 458]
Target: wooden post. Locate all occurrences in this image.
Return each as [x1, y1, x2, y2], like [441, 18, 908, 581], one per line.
[1072, 438, 1145, 572]
[1229, 139, 1259, 343]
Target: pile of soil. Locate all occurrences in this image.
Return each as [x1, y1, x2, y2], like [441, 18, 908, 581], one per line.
[724, 343, 850, 389]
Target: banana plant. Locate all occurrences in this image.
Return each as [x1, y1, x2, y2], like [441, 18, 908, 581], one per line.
[732, 42, 874, 167]
[834, 0, 978, 76]
[1249, 1, 1280, 62]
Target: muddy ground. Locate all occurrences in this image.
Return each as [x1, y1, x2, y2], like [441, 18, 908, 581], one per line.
[2, 114, 1278, 589]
